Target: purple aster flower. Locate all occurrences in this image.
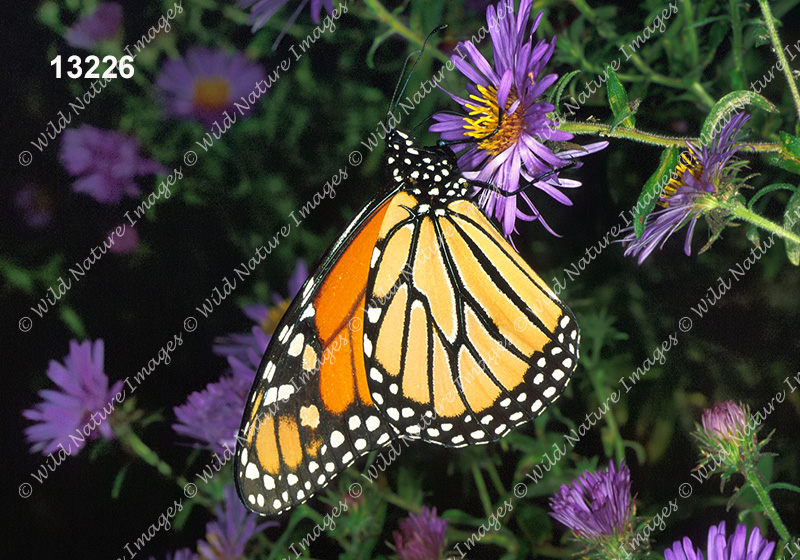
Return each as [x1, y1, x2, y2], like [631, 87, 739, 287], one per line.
[23, 340, 124, 455]
[173, 373, 254, 456]
[701, 401, 748, 443]
[15, 184, 54, 228]
[393, 507, 448, 560]
[621, 113, 752, 263]
[693, 401, 762, 479]
[60, 126, 166, 204]
[213, 259, 307, 362]
[197, 485, 276, 559]
[65, 2, 123, 49]
[156, 47, 266, 128]
[549, 461, 634, 539]
[237, 0, 334, 33]
[664, 522, 775, 560]
[108, 225, 139, 254]
[430, 0, 607, 237]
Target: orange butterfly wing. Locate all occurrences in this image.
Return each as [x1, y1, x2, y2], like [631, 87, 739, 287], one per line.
[361, 131, 579, 447]
[235, 195, 399, 515]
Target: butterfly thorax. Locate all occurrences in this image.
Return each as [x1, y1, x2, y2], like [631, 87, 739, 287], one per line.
[386, 129, 470, 215]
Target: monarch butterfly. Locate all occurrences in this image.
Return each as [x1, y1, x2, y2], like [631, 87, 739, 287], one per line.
[234, 117, 579, 517]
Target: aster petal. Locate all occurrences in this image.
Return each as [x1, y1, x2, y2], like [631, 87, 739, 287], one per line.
[197, 485, 276, 559]
[518, 133, 565, 168]
[681, 215, 700, 255]
[497, 70, 514, 111]
[533, 180, 574, 205]
[452, 43, 495, 88]
[622, 115, 752, 263]
[557, 141, 610, 160]
[524, 71, 558, 102]
[666, 537, 705, 560]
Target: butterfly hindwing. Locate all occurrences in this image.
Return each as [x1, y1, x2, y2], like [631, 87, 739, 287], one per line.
[361, 131, 579, 447]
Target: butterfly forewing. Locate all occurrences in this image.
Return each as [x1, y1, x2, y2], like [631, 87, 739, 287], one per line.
[235, 194, 399, 516]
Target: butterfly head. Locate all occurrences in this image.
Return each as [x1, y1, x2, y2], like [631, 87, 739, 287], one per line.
[386, 129, 469, 202]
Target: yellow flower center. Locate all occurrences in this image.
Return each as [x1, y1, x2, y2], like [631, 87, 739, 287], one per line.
[192, 76, 232, 112]
[464, 85, 525, 156]
[261, 299, 290, 335]
[659, 150, 705, 207]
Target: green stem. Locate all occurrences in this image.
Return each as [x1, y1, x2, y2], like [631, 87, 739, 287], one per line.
[756, 0, 800, 120]
[728, 0, 745, 89]
[681, 0, 699, 69]
[689, 81, 717, 109]
[725, 201, 800, 245]
[470, 459, 494, 518]
[372, 486, 424, 513]
[114, 422, 190, 490]
[558, 120, 781, 152]
[485, 461, 507, 497]
[745, 468, 791, 542]
[115, 422, 172, 478]
[362, 0, 449, 64]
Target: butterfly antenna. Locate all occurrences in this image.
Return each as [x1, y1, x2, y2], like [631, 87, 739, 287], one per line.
[411, 110, 464, 135]
[470, 159, 578, 198]
[387, 51, 421, 124]
[386, 25, 448, 131]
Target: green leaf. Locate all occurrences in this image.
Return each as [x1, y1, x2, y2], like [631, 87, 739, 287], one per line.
[410, 0, 444, 33]
[779, 131, 800, 159]
[746, 227, 761, 247]
[748, 182, 796, 210]
[769, 132, 800, 175]
[548, 70, 580, 113]
[700, 91, 778, 147]
[754, 24, 771, 47]
[691, 16, 727, 28]
[770, 154, 800, 175]
[634, 146, 680, 238]
[111, 464, 130, 499]
[59, 305, 87, 338]
[783, 188, 800, 265]
[0, 258, 35, 293]
[173, 495, 198, 532]
[605, 64, 635, 129]
[765, 482, 800, 495]
[366, 28, 396, 69]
